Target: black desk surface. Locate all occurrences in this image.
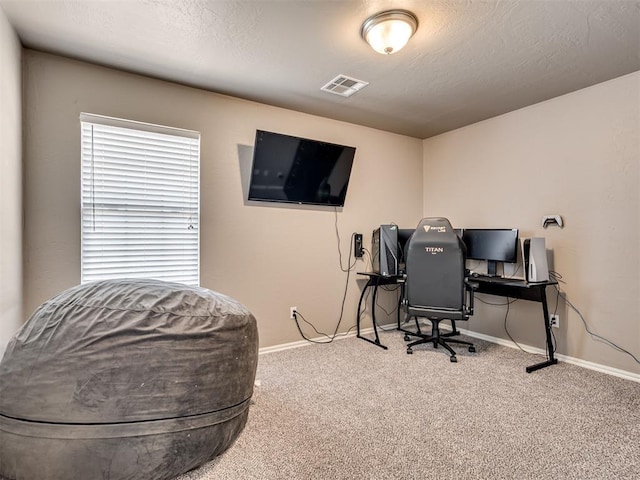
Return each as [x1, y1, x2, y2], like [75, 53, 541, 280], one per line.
[358, 272, 555, 289]
[468, 275, 557, 302]
[469, 274, 555, 286]
[357, 272, 403, 283]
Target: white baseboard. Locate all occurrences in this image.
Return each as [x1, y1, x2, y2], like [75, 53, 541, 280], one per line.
[258, 327, 380, 355]
[260, 325, 640, 384]
[453, 326, 640, 383]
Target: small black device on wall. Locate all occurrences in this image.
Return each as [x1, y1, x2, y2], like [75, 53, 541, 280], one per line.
[354, 233, 364, 258]
[372, 225, 398, 277]
[248, 130, 356, 207]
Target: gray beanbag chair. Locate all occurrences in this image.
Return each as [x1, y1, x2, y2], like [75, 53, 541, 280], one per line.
[0, 278, 259, 480]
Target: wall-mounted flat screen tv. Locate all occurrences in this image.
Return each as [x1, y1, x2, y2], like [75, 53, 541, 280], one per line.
[248, 130, 356, 207]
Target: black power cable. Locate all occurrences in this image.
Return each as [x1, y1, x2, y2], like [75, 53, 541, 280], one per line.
[334, 209, 357, 273]
[475, 295, 530, 353]
[548, 271, 639, 365]
[484, 270, 638, 364]
[290, 208, 360, 344]
[292, 310, 356, 344]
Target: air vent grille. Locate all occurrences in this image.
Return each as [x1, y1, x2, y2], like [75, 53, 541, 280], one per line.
[321, 75, 369, 97]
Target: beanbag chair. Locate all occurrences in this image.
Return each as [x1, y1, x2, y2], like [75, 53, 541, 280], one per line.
[0, 278, 258, 480]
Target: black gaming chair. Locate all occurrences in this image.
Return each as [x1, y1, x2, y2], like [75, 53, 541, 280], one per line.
[402, 218, 477, 362]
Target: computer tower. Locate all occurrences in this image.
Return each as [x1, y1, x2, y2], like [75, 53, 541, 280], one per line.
[372, 225, 398, 277]
[522, 237, 549, 282]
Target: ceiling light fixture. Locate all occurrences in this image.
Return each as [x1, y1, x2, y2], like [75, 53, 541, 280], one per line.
[360, 9, 418, 55]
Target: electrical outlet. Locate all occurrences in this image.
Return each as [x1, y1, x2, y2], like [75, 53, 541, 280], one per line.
[354, 233, 364, 258]
[290, 307, 297, 320]
[550, 314, 559, 328]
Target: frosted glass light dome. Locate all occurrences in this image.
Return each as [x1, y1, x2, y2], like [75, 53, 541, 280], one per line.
[361, 10, 418, 55]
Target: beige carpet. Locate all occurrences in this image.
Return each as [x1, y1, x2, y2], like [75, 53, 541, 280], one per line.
[177, 330, 639, 480]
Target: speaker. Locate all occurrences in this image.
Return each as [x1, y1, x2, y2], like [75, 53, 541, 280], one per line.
[522, 237, 549, 283]
[372, 225, 398, 277]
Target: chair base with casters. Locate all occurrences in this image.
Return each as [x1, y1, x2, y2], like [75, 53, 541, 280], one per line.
[402, 304, 476, 362]
[404, 321, 476, 363]
[401, 316, 466, 342]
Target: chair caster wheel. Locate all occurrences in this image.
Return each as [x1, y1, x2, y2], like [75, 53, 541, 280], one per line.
[404, 335, 410, 342]
[407, 348, 413, 355]
[469, 346, 476, 353]
[450, 356, 457, 363]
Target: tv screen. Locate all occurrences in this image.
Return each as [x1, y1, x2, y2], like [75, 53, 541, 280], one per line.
[248, 130, 356, 207]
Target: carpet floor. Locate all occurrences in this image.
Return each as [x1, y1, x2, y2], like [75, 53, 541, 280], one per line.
[177, 330, 640, 480]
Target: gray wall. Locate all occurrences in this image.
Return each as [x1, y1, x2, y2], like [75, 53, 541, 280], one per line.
[423, 72, 640, 375]
[10, 45, 640, 377]
[21, 50, 423, 349]
[0, 7, 22, 358]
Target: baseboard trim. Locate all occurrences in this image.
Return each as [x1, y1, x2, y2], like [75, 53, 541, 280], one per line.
[259, 327, 382, 355]
[452, 326, 640, 383]
[260, 325, 640, 383]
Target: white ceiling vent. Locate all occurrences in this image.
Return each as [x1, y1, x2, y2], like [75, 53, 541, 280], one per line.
[321, 75, 369, 97]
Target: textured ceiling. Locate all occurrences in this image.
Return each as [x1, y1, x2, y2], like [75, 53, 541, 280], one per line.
[1, 0, 639, 138]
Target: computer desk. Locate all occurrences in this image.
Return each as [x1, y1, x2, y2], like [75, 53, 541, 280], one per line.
[469, 275, 559, 372]
[357, 272, 559, 373]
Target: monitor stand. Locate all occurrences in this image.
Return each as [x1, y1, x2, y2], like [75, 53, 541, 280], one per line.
[486, 260, 499, 277]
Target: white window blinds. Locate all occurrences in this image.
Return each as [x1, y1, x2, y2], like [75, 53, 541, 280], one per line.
[80, 113, 200, 285]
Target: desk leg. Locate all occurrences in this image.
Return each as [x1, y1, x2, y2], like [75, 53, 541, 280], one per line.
[356, 278, 372, 338]
[396, 282, 405, 330]
[526, 285, 558, 373]
[357, 278, 388, 350]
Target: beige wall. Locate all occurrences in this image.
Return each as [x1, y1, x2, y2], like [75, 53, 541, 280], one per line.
[423, 72, 640, 374]
[0, 8, 22, 356]
[20, 49, 638, 374]
[22, 50, 423, 348]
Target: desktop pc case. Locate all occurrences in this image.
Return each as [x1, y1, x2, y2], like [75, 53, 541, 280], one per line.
[522, 237, 549, 282]
[372, 225, 398, 277]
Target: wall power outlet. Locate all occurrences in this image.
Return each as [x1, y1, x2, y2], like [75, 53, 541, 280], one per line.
[290, 307, 297, 320]
[549, 314, 560, 328]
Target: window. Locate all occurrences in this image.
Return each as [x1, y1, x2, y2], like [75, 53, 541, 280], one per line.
[80, 113, 200, 285]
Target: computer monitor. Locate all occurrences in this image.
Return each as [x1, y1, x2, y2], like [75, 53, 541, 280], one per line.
[462, 228, 519, 276]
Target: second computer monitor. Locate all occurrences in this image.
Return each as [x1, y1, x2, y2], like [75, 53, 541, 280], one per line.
[462, 228, 519, 276]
